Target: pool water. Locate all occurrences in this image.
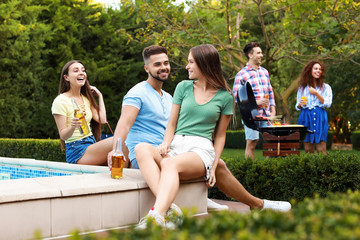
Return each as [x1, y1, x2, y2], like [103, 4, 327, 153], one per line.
[0, 164, 73, 180]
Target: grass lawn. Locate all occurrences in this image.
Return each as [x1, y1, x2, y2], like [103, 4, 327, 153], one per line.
[221, 148, 360, 161]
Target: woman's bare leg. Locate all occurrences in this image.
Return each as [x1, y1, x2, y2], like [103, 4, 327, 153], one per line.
[154, 152, 205, 216]
[135, 143, 165, 196]
[304, 142, 315, 153]
[77, 137, 113, 165]
[316, 141, 327, 155]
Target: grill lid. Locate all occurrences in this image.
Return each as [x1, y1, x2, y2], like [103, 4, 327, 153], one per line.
[236, 80, 263, 131]
[236, 81, 312, 137]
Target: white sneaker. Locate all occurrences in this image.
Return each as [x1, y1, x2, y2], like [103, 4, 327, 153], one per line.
[165, 203, 183, 229]
[262, 199, 291, 212]
[136, 208, 166, 229]
[207, 198, 229, 211]
[166, 203, 183, 219]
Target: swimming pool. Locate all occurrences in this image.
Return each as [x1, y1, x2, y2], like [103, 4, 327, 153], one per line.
[0, 157, 108, 181]
[0, 164, 72, 180]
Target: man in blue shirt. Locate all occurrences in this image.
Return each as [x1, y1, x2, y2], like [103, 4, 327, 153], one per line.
[107, 45, 172, 169]
[108, 45, 291, 212]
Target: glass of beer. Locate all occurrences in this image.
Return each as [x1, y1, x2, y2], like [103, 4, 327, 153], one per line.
[111, 154, 123, 179]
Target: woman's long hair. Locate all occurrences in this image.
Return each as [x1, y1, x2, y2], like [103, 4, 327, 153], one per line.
[190, 44, 236, 135]
[298, 60, 326, 91]
[58, 60, 101, 150]
[190, 44, 232, 93]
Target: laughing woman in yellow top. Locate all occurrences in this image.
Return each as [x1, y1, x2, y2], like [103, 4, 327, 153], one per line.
[51, 60, 112, 165]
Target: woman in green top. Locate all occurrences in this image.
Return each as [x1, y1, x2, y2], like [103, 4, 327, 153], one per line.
[135, 44, 234, 228]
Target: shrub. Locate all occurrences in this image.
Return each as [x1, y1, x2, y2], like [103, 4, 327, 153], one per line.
[0, 138, 65, 162]
[351, 131, 360, 150]
[210, 152, 360, 201]
[225, 130, 263, 149]
[327, 131, 334, 149]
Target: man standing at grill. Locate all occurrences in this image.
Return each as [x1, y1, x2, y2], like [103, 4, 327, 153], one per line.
[232, 42, 276, 160]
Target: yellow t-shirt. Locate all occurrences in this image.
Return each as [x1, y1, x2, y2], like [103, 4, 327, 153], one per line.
[51, 94, 93, 143]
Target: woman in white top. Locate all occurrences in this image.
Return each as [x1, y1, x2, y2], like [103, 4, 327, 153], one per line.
[51, 60, 112, 164]
[296, 60, 333, 155]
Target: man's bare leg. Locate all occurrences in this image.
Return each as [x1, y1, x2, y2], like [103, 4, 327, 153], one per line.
[214, 159, 263, 209]
[245, 139, 258, 160]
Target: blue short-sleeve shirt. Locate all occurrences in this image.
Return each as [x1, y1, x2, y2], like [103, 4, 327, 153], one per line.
[123, 81, 172, 163]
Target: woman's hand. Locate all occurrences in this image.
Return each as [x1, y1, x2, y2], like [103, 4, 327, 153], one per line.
[70, 117, 81, 129]
[157, 142, 170, 156]
[299, 98, 306, 107]
[308, 87, 317, 95]
[90, 86, 102, 97]
[207, 169, 216, 187]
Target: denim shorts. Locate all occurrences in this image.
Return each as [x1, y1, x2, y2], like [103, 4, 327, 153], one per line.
[243, 120, 268, 140]
[168, 135, 215, 180]
[65, 135, 95, 164]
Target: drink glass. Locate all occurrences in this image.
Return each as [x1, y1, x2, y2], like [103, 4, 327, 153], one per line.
[301, 96, 307, 106]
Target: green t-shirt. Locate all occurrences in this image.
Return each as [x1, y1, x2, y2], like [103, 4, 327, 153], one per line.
[173, 80, 234, 141]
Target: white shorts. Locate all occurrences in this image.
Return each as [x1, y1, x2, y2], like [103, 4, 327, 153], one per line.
[168, 135, 215, 180]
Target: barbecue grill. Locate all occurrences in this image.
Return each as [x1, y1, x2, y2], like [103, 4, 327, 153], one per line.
[236, 80, 312, 140]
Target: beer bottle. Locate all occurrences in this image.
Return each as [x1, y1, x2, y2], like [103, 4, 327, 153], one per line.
[71, 98, 90, 136]
[111, 138, 124, 179]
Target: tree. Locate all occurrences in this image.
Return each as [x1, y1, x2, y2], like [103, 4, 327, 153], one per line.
[0, 0, 148, 138]
[127, 0, 360, 132]
[326, 57, 360, 142]
[1, 0, 358, 141]
[0, 0, 52, 137]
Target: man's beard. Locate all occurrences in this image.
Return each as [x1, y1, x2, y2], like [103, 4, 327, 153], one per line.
[149, 70, 170, 82]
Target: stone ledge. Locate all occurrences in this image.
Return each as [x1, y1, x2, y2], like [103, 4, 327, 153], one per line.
[0, 158, 207, 239]
[0, 168, 205, 203]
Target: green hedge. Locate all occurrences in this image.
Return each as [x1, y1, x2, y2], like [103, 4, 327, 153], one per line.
[64, 190, 360, 239]
[210, 152, 360, 201]
[225, 130, 333, 149]
[0, 138, 65, 162]
[327, 131, 334, 149]
[0, 129, 334, 161]
[351, 131, 360, 150]
[225, 130, 263, 149]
